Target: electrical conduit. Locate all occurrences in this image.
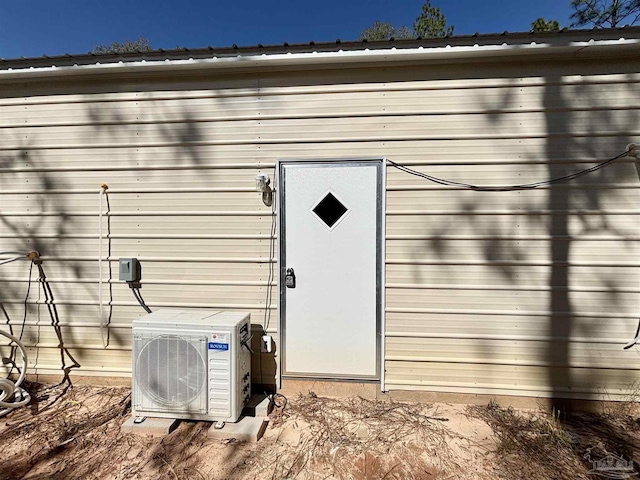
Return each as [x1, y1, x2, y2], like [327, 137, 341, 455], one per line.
[98, 184, 109, 348]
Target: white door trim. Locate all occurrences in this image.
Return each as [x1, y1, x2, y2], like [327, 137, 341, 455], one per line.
[275, 158, 386, 389]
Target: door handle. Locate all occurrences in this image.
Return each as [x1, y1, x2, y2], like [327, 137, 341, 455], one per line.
[285, 268, 296, 288]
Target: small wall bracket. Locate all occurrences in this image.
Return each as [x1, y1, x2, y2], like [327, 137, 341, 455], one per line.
[255, 172, 273, 207]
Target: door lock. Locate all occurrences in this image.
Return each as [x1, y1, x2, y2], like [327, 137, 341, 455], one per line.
[285, 268, 296, 288]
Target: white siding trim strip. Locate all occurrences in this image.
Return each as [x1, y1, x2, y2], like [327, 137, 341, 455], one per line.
[0, 211, 273, 217]
[0, 299, 276, 309]
[386, 307, 637, 319]
[0, 278, 276, 286]
[0, 322, 278, 333]
[0, 234, 276, 240]
[0, 324, 277, 333]
[386, 158, 640, 166]
[3, 105, 640, 130]
[386, 332, 636, 344]
[385, 355, 640, 370]
[2, 322, 133, 329]
[383, 382, 628, 397]
[5, 257, 629, 267]
[2, 209, 636, 217]
[1, 74, 638, 106]
[386, 209, 640, 215]
[1, 132, 639, 150]
[0, 188, 260, 194]
[3, 158, 632, 173]
[0, 163, 271, 173]
[387, 259, 640, 267]
[386, 283, 640, 293]
[0, 342, 132, 351]
[388, 184, 640, 191]
[1, 185, 636, 195]
[386, 235, 640, 240]
[24, 367, 133, 374]
[21, 256, 276, 263]
[0, 234, 631, 241]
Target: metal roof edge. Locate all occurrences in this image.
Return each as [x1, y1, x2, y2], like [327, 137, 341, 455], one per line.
[1, 33, 639, 82]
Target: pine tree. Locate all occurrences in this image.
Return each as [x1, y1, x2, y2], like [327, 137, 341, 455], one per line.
[570, 0, 640, 28]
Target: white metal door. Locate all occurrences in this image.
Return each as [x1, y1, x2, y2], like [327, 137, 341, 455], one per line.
[279, 160, 382, 379]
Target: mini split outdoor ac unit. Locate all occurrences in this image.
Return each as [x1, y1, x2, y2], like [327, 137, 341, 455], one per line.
[132, 309, 251, 423]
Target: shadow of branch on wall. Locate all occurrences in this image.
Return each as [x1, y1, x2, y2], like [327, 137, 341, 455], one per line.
[542, 73, 639, 409]
[401, 58, 639, 409]
[0, 141, 87, 378]
[1, 70, 282, 390]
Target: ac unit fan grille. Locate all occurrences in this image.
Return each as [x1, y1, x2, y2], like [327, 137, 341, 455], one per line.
[136, 334, 206, 409]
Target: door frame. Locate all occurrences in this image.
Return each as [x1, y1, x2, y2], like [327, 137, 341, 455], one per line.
[275, 158, 386, 390]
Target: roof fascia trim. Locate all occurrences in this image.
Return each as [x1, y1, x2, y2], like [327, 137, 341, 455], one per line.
[1, 37, 639, 81]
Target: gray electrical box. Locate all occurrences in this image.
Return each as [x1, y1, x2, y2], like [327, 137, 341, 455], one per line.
[119, 258, 141, 282]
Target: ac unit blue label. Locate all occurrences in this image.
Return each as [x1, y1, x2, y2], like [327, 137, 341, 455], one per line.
[208, 342, 229, 351]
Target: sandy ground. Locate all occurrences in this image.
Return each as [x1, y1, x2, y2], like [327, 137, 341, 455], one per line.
[0, 382, 638, 479]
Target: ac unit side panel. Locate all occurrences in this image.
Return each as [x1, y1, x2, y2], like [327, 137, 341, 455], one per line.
[206, 318, 251, 422]
[236, 319, 252, 419]
[208, 330, 232, 419]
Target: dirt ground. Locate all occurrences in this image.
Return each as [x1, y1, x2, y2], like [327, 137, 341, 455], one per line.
[0, 382, 639, 479]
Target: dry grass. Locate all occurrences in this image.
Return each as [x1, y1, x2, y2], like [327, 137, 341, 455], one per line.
[0, 384, 472, 480]
[467, 400, 640, 480]
[0, 382, 254, 480]
[0, 381, 139, 479]
[3, 382, 638, 480]
[241, 393, 468, 480]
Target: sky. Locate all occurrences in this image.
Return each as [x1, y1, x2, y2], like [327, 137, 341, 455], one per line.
[0, 0, 575, 59]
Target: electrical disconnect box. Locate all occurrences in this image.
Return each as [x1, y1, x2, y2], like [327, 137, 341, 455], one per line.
[132, 309, 251, 423]
[119, 257, 141, 282]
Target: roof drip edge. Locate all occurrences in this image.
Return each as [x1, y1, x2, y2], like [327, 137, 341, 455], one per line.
[1, 37, 640, 81]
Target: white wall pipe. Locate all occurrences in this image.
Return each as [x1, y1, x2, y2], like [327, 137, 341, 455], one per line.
[0, 252, 39, 267]
[0, 257, 24, 266]
[98, 184, 109, 348]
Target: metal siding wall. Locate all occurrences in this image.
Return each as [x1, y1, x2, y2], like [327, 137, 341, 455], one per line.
[378, 62, 640, 400]
[0, 58, 639, 399]
[0, 74, 275, 381]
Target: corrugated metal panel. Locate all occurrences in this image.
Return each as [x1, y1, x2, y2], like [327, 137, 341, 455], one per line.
[1, 57, 638, 400]
[2, 71, 639, 106]
[4, 112, 639, 150]
[2, 83, 638, 130]
[384, 361, 638, 398]
[385, 312, 637, 343]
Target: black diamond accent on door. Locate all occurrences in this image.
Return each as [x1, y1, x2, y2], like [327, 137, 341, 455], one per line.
[312, 192, 348, 228]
